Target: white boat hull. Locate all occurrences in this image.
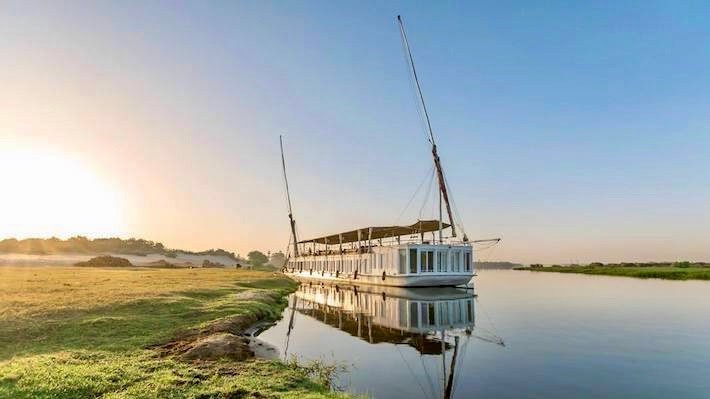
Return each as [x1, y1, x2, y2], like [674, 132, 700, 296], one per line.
[284, 270, 473, 287]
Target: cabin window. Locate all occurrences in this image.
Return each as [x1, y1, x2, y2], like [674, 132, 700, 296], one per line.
[420, 250, 434, 272]
[438, 302, 450, 325]
[464, 252, 472, 272]
[437, 251, 447, 272]
[398, 250, 407, 274]
[409, 249, 417, 273]
[452, 301, 462, 323]
[452, 251, 461, 272]
[409, 302, 419, 327]
[421, 303, 436, 326]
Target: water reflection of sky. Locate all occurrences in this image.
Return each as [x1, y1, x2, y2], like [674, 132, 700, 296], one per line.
[258, 270, 710, 399]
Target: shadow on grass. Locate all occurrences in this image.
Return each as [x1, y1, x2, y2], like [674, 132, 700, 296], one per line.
[0, 279, 297, 361]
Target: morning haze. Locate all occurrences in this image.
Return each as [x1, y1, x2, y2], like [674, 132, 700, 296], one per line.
[1, 2, 708, 264]
[2, 3, 710, 399]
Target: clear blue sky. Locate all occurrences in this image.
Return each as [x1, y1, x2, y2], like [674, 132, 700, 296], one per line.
[1, 1, 709, 263]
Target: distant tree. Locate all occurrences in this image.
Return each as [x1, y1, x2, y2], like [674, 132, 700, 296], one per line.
[269, 251, 287, 268]
[247, 250, 268, 267]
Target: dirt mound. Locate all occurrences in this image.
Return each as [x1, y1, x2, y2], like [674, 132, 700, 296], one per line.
[152, 294, 281, 362]
[181, 333, 252, 361]
[146, 259, 181, 268]
[75, 256, 133, 268]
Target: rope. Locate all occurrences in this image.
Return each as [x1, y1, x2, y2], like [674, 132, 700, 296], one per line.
[418, 171, 436, 219]
[451, 336, 471, 397]
[442, 170, 468, 239]
[398, 16, 434, 146]
[395, 345, 431, 399]
[474, 297, 505, 347]
[395, 165, 435, 225]
[419, 351, 438, 399]
[476, 243, 498, 263]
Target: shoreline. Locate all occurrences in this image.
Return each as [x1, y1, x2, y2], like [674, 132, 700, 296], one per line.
[515, 264, 710, 281]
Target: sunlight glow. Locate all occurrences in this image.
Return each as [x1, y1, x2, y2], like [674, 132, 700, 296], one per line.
[0, 148, 125, 239]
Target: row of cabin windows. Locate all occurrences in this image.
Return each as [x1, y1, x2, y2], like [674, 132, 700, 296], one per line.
[399, 248, 472, 274]
[404, 299, 474, 328]
[290, 248, 471, 275]
[291, 256, 384, 274]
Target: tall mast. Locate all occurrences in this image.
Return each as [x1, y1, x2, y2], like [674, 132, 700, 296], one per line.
[397, 15, 457, 238]
[280, 135, 299, 257]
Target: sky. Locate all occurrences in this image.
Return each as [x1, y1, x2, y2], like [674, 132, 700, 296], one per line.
[1, 1, 709, 264]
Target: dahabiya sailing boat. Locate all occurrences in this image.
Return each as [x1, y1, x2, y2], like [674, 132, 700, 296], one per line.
[280, 16, 499, 287]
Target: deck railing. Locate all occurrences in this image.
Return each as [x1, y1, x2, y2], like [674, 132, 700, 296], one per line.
[295, 238, 472, 258]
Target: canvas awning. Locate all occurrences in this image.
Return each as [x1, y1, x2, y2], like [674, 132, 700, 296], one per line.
[298, 220, 450, 245]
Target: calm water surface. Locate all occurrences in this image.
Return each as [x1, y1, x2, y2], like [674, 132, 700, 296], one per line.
[258, 270, 710, 398]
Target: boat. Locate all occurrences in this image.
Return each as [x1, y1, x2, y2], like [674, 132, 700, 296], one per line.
[280, 16, 498, 287]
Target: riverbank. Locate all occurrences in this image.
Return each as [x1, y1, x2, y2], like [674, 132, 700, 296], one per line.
[516, 262, 710, 280]
[0, 265, 348, 398]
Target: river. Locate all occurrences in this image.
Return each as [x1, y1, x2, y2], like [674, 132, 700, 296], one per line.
[258, 270, 710, 398]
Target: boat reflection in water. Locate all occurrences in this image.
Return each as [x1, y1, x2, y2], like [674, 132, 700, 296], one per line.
[286, 282, 475, 354]
[276, 281, 501, 398]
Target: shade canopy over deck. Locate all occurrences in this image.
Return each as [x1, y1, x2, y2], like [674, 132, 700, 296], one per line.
[299, 220, 451, 245]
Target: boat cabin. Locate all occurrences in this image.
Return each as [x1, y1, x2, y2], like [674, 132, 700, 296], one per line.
[285, 220, 474, 286]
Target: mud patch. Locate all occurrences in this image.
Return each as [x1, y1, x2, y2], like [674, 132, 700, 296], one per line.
[182, 333, 252, 361]
[152, 289, 283, 362]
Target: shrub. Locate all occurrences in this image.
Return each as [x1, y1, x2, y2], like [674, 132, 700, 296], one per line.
[247, 251, 269, 267]
[673, 261, 691, 269]
[75, 256, 133, 268]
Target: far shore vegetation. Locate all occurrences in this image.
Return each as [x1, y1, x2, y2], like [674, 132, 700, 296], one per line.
[0, 265, 349, 398]
[72, 252, 287, 270]
[0, 236, 238, 261]
[475, 261, 523, 270]
[0, 237, 289, 270]
[516, 261, 710, 280]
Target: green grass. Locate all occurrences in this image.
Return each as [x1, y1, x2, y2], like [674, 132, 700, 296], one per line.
[1, 351, 341, 399]
[518, 263, 710, 280]
[0, 266, 349, 398]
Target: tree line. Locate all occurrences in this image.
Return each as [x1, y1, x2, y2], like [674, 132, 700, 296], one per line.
[0, 236, 237, 261]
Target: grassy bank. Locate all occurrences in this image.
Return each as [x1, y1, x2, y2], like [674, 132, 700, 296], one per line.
[517, 262, 710, 280]
[0, 266, 348, 398]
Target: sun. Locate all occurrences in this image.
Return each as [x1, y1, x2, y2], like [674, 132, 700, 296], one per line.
[0, 148, 125, 239]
